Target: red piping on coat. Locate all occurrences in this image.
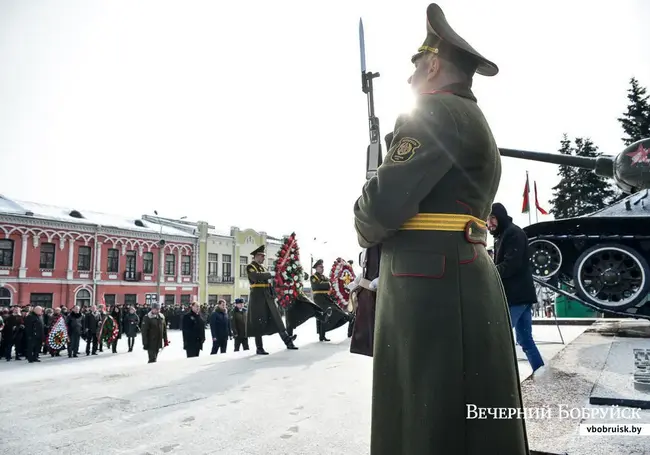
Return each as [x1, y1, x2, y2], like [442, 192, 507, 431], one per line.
[455, 200, 473, 215]
[459, 245, 478, 265]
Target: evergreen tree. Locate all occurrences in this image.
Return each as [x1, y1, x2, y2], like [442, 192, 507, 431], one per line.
[549, 136, 617, 219]
[573, 137, 616, 213]
[618, 77, 650, 146]
[549, 135, 576, 219]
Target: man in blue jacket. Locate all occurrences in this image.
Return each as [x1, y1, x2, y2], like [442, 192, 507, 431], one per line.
[209, 299, 232, 354]
[489, 202, 544, 372]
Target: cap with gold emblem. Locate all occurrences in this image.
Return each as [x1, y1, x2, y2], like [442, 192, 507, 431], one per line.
[412, 3, 498, 77]
[250, 245, 266, 256]
[313, 259, 324, 268]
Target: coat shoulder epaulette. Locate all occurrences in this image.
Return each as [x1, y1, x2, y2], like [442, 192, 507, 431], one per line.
[249, 262, 267, 272]
[310, 274, 319, 283]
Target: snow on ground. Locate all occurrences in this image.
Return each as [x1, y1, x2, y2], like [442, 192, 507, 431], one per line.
[0, 323, 586, 455]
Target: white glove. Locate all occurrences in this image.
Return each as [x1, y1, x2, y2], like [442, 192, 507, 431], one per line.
[369, 277, 379, 290]
[269, 271, 276, 277]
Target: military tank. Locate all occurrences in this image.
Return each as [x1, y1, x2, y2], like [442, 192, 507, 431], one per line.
[499, 138, 650, 319]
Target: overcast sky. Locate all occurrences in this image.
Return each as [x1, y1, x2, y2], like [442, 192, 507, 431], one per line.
[1, 0, 649, 264]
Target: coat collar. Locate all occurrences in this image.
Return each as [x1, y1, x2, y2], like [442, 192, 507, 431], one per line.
[420, 83, 477, 103]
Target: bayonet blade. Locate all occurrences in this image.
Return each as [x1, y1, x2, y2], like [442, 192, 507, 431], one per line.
[359, 18, 367, 74]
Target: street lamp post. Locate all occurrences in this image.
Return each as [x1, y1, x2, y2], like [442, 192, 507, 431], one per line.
[154, 211, 163, 306]
[309, 237, 328, 271]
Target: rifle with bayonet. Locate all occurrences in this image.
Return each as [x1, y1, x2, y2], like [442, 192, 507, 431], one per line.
[349, 18, 385, 358]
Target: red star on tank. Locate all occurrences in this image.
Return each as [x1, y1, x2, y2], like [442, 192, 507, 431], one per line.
[626, 143, 650, 164]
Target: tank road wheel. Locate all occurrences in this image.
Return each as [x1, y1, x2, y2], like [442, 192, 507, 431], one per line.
[574, 244, 650, 310]
[528, 240, 563, 278]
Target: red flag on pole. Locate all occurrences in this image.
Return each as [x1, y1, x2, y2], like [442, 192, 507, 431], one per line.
[521, 174, 530, 213]
[534, 181, 548, 215]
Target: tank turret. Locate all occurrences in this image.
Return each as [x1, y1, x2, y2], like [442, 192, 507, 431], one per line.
[499, 138, 650, 194]
[498, 138, 650, 319]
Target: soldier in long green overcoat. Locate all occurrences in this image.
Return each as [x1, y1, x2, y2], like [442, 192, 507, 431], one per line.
[353, 4, 529, 454]
[246, 245, 298, 355]
[141, 302, 168, 364]
[310, 259, 353, 341]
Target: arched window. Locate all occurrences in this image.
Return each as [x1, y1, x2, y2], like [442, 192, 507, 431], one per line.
[0, 287, 11, 307]
[75, 289, 91, 308]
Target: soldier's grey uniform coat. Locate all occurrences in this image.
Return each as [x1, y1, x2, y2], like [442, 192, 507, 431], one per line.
[354, 85, 529, 454]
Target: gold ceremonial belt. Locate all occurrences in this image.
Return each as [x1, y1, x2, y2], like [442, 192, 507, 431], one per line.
[250, 283, 269, 288]
[400, 213, 487, 231]
[312, 290, 330, 294]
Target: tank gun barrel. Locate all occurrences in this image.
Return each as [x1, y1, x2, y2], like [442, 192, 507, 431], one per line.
[499, 139, 650, 194]
[499, 148, 615, 180]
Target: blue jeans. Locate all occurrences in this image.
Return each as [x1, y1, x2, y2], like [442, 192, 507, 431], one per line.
[509, 303, 544, 372]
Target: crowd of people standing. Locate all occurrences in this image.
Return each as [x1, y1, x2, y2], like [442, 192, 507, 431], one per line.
[0, 297, 261, 365]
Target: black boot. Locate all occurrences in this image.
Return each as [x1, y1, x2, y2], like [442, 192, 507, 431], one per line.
[254, 336, 268, 355]
[281, 331, 298, 350]
[319, 327, 330, 342]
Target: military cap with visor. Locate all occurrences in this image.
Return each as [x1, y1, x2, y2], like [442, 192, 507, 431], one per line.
[412, 3, 498, 77]
[250, 245, 266, 256]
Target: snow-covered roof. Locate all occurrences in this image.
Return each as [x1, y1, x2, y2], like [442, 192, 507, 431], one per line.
[0, 195, 195, 238]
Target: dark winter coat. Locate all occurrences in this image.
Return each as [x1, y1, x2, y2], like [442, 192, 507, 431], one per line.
[2, 314, 19, 342]
[491, 203, 538, 306]
[353, 85, 529, 455]
[230, 307, 247, 338]
[246, 262, 285, 337]
[83, 312, 99, 335]
[123, 313, 140, 338]
[24, 313, 45, 342]
[141, 312, 167, 351]
[182, 311, 205, 351]
[137, 307, 147, 328]
[65, 312, 83, 335]
[209, 308, 231, 340]
[43, 313, 51, 330]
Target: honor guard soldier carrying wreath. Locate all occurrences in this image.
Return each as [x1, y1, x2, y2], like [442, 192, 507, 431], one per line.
[246, 245, 298, 355]
[353, 4, 528, 455]
[310, 259, 354, 342]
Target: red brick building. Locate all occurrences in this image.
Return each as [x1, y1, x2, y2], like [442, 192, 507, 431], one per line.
[0, 195, 199, 308]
